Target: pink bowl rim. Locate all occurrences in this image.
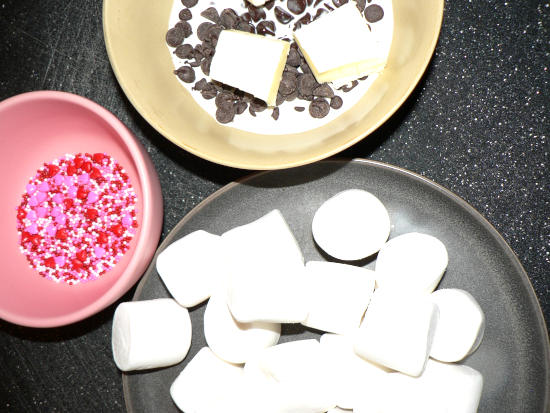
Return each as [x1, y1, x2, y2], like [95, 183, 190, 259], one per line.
[0, 90, 162, 328]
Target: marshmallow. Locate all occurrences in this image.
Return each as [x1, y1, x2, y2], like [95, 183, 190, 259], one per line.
[156, 230, 225, 307]
[111, 299, 192, 371]
[303, 261, 376, 335]
[320, 333, 390, 409]
[223, 209, 307, 323]
[355, 359, 483, 413]
[311, 189, 390, 261]
[170, 347, 244, 413]
[430, 289, 485, 362]
[204, 290, 281, 364]
[353, 288, 439, 377]
[375, 232, 448, 293]
[244, 339, 338, 412]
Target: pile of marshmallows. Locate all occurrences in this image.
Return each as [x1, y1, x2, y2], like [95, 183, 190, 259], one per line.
[112, 189, 485, 413]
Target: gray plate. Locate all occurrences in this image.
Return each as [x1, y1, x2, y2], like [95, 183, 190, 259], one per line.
[123, 159, 550, 413]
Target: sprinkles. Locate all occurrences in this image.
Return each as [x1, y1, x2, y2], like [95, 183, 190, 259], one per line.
[16, 153, 139, 285]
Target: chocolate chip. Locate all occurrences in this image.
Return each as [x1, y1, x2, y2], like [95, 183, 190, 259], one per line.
[287, 48, 301, 67]
[313, 8, 328, 20]
[359, 75, 369, 80]
[307, 0, 314, 6]
[189, 58, 202, 67]
[247, 5, 267, 22]
[309, 98, 330, 118]
[287, 0, 306, 15]
[220, 8, 239, 29]
[201, 7, 220, 23]
[313, 84, 334, 98]
[276, 93, 286, 106]
[284, 64, 300, 74]
[293, 12, 311, 30]
[332, 0, 348, 7]
[174, 66, 195, 83]
[330, 96, 343, 109]
[271, 107, 280, 120]
[201, 83, 218, 99]
[176, 21, 192, 38]
[197, 22, 214, 41]
[216, 106, 235, 123]
[265, 0, 275, 9]
[179, 8, 192, 20]
[355, 0, 366, 12]
[324, 3, 334, 11]
[181, 0, 197, 7]
[339, 80, 359, 92]
[284, 90, 298, 102]
[207, 24, 223, 42]
[294, 106, 305, 112]
[193, 45, 204, 61]
[174, 43, 194, 59]
[256, 20, 276, 36]
[298, 73, 319, 97]
[201, 58, 211, 75]
[365, 4, 384, 22]
[278, 72, 297, 96]
[314, 0, 323, 6]
[193, 78, 209, 91]
[166, 27, 184, 47]
[215, 92, 235, 111]
[251, 98, 267, 112]
[235, 101, 248, 114]
[236, 19, 255, 33]
[274, 6, 293, 24]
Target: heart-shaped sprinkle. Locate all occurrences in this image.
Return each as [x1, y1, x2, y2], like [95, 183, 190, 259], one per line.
[54, 256, 66, 267]
[87, 191, 98, 204]
[44, 257, 56, 268]
[56, 214, 67, 225]
[78, 173, 89, 185]
[26, 184, 37, 195]
[47, 164, 60, 177]
[94, 246, 106, 259]
[36, 191, 47, 203]
[53, 193, 64, 204]
[54, 174, 64, 186]
[92, 153, 105, 164]
[46, 224, 57, 237]
[56, 228, 68, 240]
[27, 223, 38, 234]
[26, 210, 37, 222]
[36, 207, 47, 218]
[76, 250, 87, 262]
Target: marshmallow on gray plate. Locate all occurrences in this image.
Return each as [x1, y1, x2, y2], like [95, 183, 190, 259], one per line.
[355, 359, 483, 413]
[303, 261, 376, 335]
[156, 230, 225, 308]
[111, 298, 192, 371]
[204, 290, 281, 364]
[354, 288, 439, 377]
[223, 209, 307, 324]
[244, 339, 338, 412]
[320, 333, 390, 409]
[430, 289, 485, 362]
[375, 232, 448, 293]
[170, 347, 244, 413]
[311, 189, 391, 261]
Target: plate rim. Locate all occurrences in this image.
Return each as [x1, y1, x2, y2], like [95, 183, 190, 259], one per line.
[122, 158, 550, 412]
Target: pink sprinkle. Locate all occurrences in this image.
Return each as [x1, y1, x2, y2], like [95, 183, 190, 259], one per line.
[38, 182, 50, 192]
[122, 214, 132, 227]
[51, 207, 62, 217]
[27, 210, 37, 221]
[54, 174, 64, 186]
[28, 196, 38, 207]
[64, 175, 74, 186]
[46, 224, 57, 237]
[27, 223, 38, 234]
[55, 214, 66, 225]
[67, 186, 77, 198]
[36, 207, 47, 218]
[94, 247, 106, 259]
[78, 173, 89, 185]
[26, 184, 37, 195]
[36, 192, 47, 203]
[53, 193, 63, 204]
[87, 192, 98, 204]
[54, 256, 66, 267]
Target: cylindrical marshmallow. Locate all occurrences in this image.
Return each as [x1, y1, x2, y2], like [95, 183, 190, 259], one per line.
[111, 298, 192, 371]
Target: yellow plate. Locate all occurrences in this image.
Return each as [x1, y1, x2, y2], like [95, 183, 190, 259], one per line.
[103, 0, 444, 170]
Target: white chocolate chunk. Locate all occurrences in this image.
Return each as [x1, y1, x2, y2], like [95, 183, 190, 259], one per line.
[204, 290, 280, 364]
[111, 299, 191, 371]
[375, 232, 448, 293]
[303, 261, 375, 335]
[430, 289, 485, 362]
[223, 210, 307, 323]
[210, 30, 290, 106]
[170, 347, 244, 413]
[156, 230, 224, 308]
[294, 3, 387, 83]
[353, 288, 439, 377]
[312, 189, 390, 261]
[355, 359, 483, 413]
[246, 0, 267, 6]
[320, 333, 390, 409]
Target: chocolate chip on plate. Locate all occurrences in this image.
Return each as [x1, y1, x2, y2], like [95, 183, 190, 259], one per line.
[264, 0, 275, 10]
[220, 8, 239, 29]
[309, 98, 330, 118]
[250, 98, 267, 112]
[235, 101, 248, 115]
[330, 95, 343, 109]
[256, 20, 276, 36]
[215, 92, 235, 111]
[365, 4, 384, 22]
[313, 8, 328, 20]
[278, 72, 297, 96]
[193, 78, 209, 91]
[247, 5, 267, 22]
[332, 0, 348, 7]
[294, 106, 305, 112]
[276, 93, 286, 106]
[166, 26, 184, 47]
[339, 79, 359, 92]
[274, 6, 294, 24]
[175, 21, 192, 38]
[271, 107, 280, 120]
[216, 106, 236, 124]
[293, 12, 311, 30]
[287, 0, 306, 15]
[200, 83, 218, 99]
[181, 0, 198, 8]
[236, 19, 255, 33]
[313, 84, 334, 98]
[287, 48, 301, 67]
[174, 66, 195, 83]
[201, 7, 220, 23]
[355, 0, 366, 12]
[174, 43, 194, 59]
[307, 0, 315, 6]
[297, 73, 319, 97]
[179, 8, 192, 21]
[201, 58, 211, 75]
[197, 22, 214, 41]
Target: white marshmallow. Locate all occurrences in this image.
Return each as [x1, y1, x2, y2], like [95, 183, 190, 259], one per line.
[204, 290, 281, 364]
[311, 189, 390, 261]
[320, 333, 390, 409]
[156, 230, 225, 308]
[430, 289, 485, 362]
[375, 232, 448, 293]
[244, 339, 338, 412]
[223, 209, 307, 323]
[355, 359, 483, 413]
[303, 261, 376, 335]
[170, 347, 244, 413]
[353, 288, 439, 377]
[111, 299, 192, 371]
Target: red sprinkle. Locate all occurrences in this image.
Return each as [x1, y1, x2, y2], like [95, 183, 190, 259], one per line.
[92, 153, 105, 164]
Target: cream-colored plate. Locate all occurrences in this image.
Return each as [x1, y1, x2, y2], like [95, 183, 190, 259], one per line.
[103, 0, 443, 170]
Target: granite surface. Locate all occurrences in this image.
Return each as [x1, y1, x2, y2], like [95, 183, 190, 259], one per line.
[0, 0, 548, 411]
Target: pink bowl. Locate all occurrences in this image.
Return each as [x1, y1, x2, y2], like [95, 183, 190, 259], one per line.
[0, 91, 163, 327]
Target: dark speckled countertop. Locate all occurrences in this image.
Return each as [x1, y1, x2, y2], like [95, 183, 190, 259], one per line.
[1, 0, 548, 411]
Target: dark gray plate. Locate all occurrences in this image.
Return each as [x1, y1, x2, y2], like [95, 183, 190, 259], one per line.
[123, 159, 550, 413]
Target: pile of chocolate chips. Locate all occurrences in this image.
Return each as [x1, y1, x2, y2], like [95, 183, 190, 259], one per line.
[165, 0, 384, 123]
